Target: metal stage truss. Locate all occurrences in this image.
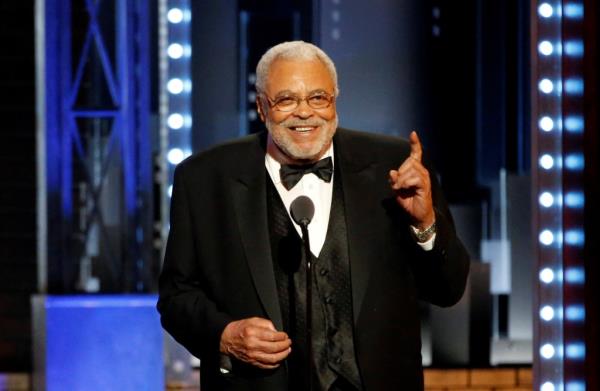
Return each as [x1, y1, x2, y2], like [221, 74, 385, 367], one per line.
[39, 0, 153, 293]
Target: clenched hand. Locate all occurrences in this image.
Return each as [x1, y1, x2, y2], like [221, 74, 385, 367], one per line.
[220, 317, 292, 369]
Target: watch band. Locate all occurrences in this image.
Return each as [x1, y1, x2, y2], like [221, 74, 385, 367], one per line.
[413, 221, 437, 242]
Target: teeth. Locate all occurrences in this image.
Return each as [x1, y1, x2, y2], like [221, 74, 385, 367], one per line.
[293, 127, 313, 131]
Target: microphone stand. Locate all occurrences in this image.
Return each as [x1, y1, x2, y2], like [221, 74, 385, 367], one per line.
[298, 221, 313, 391]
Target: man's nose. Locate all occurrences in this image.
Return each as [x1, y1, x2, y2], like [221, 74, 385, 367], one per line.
[292, 99, 314, 119]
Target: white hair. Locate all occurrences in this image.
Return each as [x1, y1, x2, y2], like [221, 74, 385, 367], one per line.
[255, 41, 339, 96]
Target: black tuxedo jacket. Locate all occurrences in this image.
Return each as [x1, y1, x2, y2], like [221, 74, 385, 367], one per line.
[158, 128, 470, 391]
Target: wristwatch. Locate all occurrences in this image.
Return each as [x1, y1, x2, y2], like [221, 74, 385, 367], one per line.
[413, 221, 437, 243]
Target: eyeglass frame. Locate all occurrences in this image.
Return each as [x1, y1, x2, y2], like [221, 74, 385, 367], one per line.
[257, 90, 336, 112]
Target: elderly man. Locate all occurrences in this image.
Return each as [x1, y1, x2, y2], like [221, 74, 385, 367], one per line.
[158, 41, 469, 391]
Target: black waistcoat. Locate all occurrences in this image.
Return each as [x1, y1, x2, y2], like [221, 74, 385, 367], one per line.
[267, 166, 362, 391]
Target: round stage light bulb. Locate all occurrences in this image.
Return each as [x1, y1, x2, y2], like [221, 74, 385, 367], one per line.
[539, 230, 554, 246]
[539, 78, 554, 93]
[539, 154, 554, 169]
[539, 116, 554, 131]
[539, 41, 554, 55]
[167, 113, 184, 129]
[167, 78, 184, 94]
[541, 382, 555, 391]
[540, 343, 555, 359]
[540, 268, 555, 284]
[167, 148, 185, 165]
[167, 43, 184, 59]
[538, 3, 554, 18]
[540, 306, 555, 321]
[539, 192, 554, 207]
[167, 8, 184, 24]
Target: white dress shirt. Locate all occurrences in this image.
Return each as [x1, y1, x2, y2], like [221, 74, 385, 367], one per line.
[265, 144, 435, 255]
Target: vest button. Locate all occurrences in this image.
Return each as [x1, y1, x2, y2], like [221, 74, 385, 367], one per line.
[319, 268, 328, 276]
[325, 296, 334, 304]
[335, 357, 342, 364]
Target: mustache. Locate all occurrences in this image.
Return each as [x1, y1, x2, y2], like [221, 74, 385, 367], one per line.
[278, 119, 327, 127]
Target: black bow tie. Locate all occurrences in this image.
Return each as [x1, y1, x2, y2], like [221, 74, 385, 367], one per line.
[279, 156, 333, 190]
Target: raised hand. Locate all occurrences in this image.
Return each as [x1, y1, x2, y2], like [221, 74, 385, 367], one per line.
[220, 317, 292, 369]
[388, 131, 435, 230]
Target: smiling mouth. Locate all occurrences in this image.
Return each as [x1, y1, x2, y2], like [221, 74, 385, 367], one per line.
[289, 126, 317, 132]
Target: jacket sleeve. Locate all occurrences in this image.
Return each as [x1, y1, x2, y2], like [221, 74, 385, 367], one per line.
[157, 163, 233, 360]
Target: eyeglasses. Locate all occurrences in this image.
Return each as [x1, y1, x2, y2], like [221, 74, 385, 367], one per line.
[260, 91, 335, 112]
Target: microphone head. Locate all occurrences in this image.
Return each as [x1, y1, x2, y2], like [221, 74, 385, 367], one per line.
[290, 196, 315, 227]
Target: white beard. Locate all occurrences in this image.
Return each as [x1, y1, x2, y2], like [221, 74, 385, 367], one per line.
[265, 115, 338, 161]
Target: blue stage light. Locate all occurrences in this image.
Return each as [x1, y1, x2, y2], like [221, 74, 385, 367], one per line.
[564, 153, 584, 170]
[564, 230, 584, 246]
[168, 113, 184, 129]
[540, 305, 555, 321]
[564, 267, 585, 284]
[565, 343, 585, 360]
[167, 78, 184, 94]
[565, 305, 585, 322]
[564, 191, 584, 208]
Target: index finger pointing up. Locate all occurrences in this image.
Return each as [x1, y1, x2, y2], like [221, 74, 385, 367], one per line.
[409, 130, 423, 162]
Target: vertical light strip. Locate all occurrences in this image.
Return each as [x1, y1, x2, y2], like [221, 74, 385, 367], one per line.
[534, 1, 587, 390]
[533, 2, 564, 391]
[159, 0, 192, 246]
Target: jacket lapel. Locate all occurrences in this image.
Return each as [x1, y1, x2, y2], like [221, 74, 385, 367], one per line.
[335, 130, 381, 324]
[230, 134, 283, 330]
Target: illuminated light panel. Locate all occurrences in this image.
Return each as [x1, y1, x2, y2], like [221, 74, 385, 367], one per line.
[539, 192, 554, 207]
[564, 153, 584, 170]
[167, 43, 184, 59]
[540, 305, 555, 321]
[167, 148, 185, 165]
[564, 115, 584, 133]
[538, 40, 554, 56]
[539, 154, 555, 169]
[564, 229, 584, 246]
[167, 78, 184, 94]
[564, 4, 584, 19]
[566, 382, 586, 391]
[565, 343, 585, 359]
[565, 267, 585, 284]
[564, 40, 584, 57]
[538, 78, 554, 93]
[167, 185, 173, 198]
[564, 78, 584, 95]
[539, 268, 555, 284]
[539, 116, 554, 131]
[167, 8, 184, 24]
[565, 191, 584, 208]
[167, 113, 184, 129]
[565, 305, 585, 321]
[539, 230, 554, 246]
[538, 3, 553, 18]
[540, 343, 556, 359]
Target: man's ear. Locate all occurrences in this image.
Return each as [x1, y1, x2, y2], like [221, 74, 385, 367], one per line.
[256, 96, 266, 122]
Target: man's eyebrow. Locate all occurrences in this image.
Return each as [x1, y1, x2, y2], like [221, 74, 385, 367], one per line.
[273, 88, 330, 98]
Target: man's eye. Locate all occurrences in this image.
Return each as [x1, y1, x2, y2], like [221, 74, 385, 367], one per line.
[276, 97, 297, 106]
[309, 95, 328, 103]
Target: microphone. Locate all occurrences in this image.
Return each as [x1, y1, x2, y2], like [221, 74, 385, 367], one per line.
[289, 195, 315, 391]
[290, 195, 315, 227]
